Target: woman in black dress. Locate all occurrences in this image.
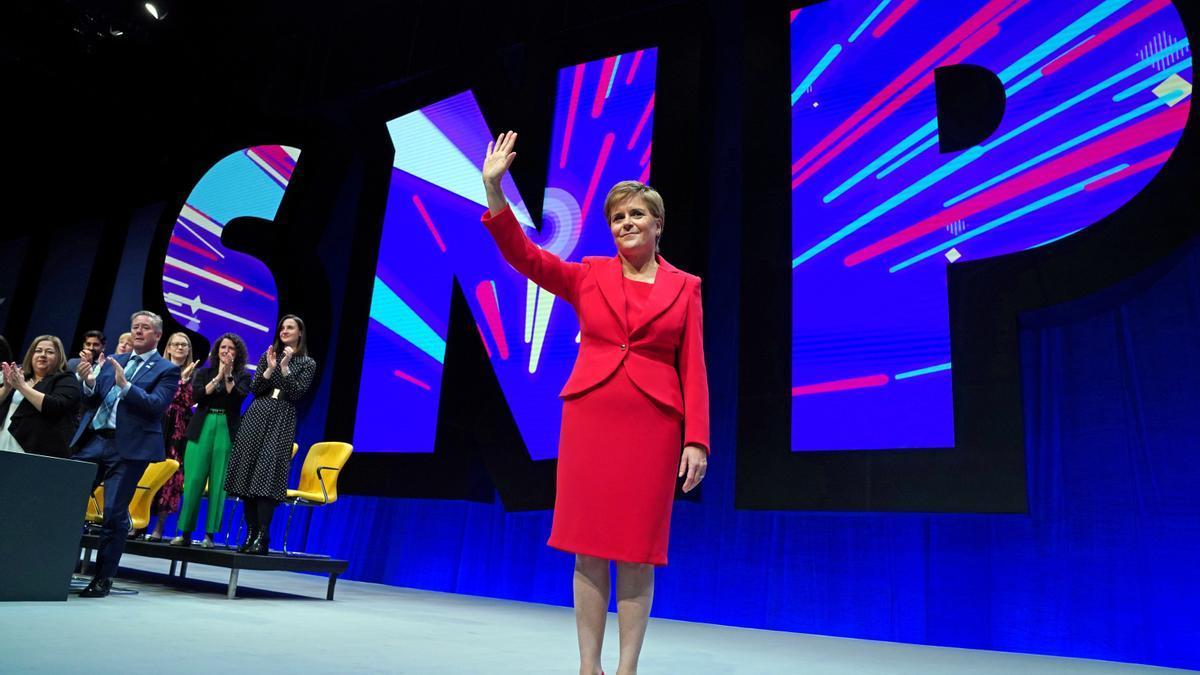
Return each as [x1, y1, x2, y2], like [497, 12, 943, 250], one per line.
[223, 315, 316, 554]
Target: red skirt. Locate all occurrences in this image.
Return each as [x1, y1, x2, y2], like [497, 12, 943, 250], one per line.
[548, 364, 682, 566]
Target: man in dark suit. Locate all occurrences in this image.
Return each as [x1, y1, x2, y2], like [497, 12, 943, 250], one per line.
[65, 330, 106, 381]
[71, 311, 179, 598]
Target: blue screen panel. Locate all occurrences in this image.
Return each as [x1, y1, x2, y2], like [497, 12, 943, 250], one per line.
[354, 49, 658, 456]
[790, 0, 1190, 450]
[160, 145, 300, 364]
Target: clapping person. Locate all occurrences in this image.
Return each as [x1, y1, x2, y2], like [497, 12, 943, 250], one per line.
[71, 311, 180, 598]
[0, 336, 81, 457]
[145, 332, 199, 541]
[67, 330, 106, 382]
[170, 333, 250, 548]
[225, 315, 316, 555]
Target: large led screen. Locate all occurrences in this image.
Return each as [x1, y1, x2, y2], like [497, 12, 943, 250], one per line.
[160, 145, 300, 364]
[790, 0, 1191, 450]
[354, 49, 658, 456]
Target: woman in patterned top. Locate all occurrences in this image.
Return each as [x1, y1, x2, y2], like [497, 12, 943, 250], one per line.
[223, 315, 316, 555]
[146, 331, 198, 541]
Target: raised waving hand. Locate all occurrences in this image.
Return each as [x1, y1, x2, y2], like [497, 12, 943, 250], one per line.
[482, 131, 517, 216]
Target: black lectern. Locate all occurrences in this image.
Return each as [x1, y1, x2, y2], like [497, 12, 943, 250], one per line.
[0, 452, 94, 601]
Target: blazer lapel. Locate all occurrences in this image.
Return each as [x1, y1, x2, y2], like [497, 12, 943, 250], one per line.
[595, 256, 628, 334]
[631, 255, 686, 337]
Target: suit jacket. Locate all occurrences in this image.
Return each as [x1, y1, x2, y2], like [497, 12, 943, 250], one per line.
[0, 371, 82, 458]
[70, 350, 181, 462]
[184, 365, 252, 442]
[482, 205, 710, 452]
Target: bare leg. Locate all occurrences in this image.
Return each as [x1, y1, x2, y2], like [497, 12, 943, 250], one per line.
[574, 554, 610, 675]
[615, 562, 654, 675]
[149, 511, 165, 539]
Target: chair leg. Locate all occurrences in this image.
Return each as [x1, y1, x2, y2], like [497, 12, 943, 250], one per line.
[283, 500, 297, 555]
[224, 497, 240, 547]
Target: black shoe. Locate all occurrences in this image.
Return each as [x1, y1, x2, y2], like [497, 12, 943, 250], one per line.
[246, 531, 269, 556]
[237, 528, 259, 554]
[78, 577, 113, 598]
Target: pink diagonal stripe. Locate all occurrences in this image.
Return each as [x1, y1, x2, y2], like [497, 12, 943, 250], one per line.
[873, 0, 919, 39]
[792, 21, 1001, 190]
[169, 236, 218, 261]
[1042, 0, 1170, 77]
[580, 132, 617, 225]
[844, 104, 1189, 266]
[411, 194, 446, 252]
[592, 57, 618, 118]
[255, 146, 297, 177]
[474, 281, 509, 360]
[792, 374, 890, 396]
[201, 266, 277, 301]
[560, 64, 586, 169]
[628, 92, 655, 150]
[393, 369, 431, 391]
[639, 141, 653, 167]
[475, 323, 493, 359]
[626, 50, 644, 85]
[791, 0, 1017, 179]
[638, 161, 651, 186]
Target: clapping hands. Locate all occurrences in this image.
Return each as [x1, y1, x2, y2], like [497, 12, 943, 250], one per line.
[108, 356, 128, 388]
[1, 362, 26, 389]
[181, 359, 199, 382]
[218, 352, 234, 378]
[77, 349, 103, 384]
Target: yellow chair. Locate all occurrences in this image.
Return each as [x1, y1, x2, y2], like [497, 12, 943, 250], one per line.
[85, 485, 105, 524]
[224, 443, 300, 546]
[127, 460, 180, 531]
[282, 442, 352, 554]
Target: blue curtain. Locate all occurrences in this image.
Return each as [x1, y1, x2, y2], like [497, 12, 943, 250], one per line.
[280, 235, 1200, 670]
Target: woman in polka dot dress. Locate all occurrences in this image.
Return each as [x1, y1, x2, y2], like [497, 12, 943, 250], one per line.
[223, 314, 316, 554]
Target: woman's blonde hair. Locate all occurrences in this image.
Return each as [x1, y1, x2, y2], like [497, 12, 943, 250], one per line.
[603, 180, 665, 251]
[22, 335, 67, 378]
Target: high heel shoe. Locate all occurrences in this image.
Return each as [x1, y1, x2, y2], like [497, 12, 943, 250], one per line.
[245, 531, 270, 556]
[237, 528, 258, 554]
[169, 533, 191, 547]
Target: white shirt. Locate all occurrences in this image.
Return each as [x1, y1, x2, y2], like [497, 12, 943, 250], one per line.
[0, 389, 27, 453]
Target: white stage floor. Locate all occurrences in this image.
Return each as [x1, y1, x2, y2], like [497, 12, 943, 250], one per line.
[0, 554, 1190, 674]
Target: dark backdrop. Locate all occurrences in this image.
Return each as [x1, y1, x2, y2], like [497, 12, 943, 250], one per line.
[3, 1, 1198, 668]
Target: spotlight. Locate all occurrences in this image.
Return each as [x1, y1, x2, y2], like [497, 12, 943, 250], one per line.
[145, 3, 165, 20]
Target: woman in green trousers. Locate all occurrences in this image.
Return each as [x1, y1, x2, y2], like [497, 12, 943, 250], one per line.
[170, 333, 251, 548]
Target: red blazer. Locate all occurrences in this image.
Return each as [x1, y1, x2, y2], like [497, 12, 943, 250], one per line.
[482, 205, 710, 453]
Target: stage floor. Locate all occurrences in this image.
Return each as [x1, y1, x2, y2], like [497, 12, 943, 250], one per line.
[0, 554, 1188, 674]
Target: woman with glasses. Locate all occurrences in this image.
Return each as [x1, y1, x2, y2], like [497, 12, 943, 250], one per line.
[145, 331, 198, 541]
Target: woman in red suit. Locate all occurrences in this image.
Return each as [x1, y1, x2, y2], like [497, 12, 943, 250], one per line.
[482, 131, 709, 675]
